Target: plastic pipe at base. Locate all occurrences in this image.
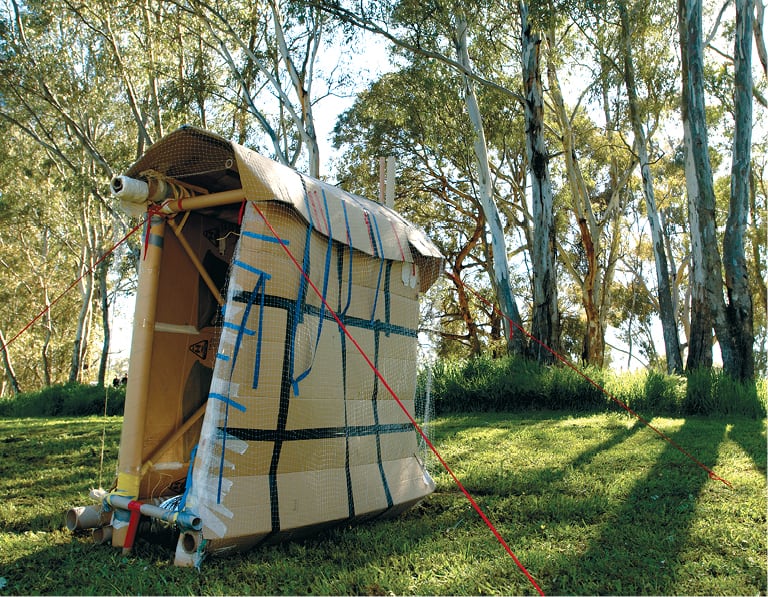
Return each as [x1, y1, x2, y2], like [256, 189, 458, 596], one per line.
[65, 505, 111, 531]
[174, 531, 203, 567]
[92, 526, 113, 544]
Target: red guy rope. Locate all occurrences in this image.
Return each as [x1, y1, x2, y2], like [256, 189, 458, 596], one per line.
[252, 203, 546, 596]
[444, 271, 733, 489]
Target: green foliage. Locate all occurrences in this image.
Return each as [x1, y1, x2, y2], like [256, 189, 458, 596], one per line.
[0, 414, 764, 595]
[684, 368, 767, 418]
[427, 355, 767, 418]
[0, 383, 125, 418]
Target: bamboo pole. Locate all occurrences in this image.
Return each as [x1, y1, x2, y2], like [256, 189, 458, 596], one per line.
[139, 401, 208, 476]
[158, 188, 246, 214]
[167, 219, 225, 307]
[112, 214, 166, 550]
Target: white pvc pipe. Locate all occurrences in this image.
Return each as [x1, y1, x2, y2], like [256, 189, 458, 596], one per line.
[65, 505, 111, 531]
[111, 176, 170, 204]
[105, 494, 203, 531]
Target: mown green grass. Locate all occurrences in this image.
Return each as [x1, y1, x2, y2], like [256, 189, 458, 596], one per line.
[0, 413, 765, 595]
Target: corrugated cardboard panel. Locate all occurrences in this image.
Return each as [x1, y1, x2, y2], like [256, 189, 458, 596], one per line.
[187, 200, 433, 551]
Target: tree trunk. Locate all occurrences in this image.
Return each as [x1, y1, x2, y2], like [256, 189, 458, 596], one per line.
[754, 0, 767, 77]
[618, 0, 684, 374]
[97, 254, 111, 387]
[545, 33, 634, 367]
[722, 0, 755, 381]
[40, 283, 53, 386]
[270, 0, 322, 177]
[0, 329, 21, 395]
[678, 0, 732, 372]
[36, 226, 53, 386]
[678, 0, 722, 370]
[520, 0, 559, 363]
[454, 12, 526, 355]
[69, 246, 95, 383]
[142, 0, 164, 142]
[453, 218, 486, 356]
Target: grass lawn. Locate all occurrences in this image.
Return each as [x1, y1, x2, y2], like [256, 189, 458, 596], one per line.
[0, 412, 764, 595]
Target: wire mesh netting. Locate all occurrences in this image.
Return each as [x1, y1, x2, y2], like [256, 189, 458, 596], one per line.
[114, 126, 442, 558]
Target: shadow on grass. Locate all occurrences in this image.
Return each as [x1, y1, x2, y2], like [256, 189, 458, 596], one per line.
[727, 418, 767, 473]
[3, 414, 764, 595]
[551, 419, 727, 595]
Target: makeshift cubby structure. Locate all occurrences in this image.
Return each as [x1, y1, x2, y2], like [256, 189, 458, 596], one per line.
[66, 127, 443, 566]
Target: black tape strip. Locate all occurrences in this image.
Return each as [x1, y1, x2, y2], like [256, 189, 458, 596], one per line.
[223, 423, 412, 442]
[232, 292, 417, 339]
[267, 300, 296, 534]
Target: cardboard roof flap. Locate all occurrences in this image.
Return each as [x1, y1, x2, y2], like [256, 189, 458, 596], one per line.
[125, 127, 443, 291]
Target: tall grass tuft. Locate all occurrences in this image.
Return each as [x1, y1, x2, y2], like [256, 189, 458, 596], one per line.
[427, 355, 766, 418]
[684, 367, 767, 418]
[0, 383, 125, 417]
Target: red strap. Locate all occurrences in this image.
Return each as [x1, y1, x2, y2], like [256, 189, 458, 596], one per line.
[237, 199, 247, 226]
[122, 500, 143, 550]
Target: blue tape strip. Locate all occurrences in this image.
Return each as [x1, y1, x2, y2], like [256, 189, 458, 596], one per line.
[369, 213, 386, 322]
[209, 392, 247, 412]
[290, 225, 313, 396]
[252, 275, 267, 390]
[179, 444, 198, 511]
[242, 230, 288, 245]
[292, 194, 334, 392]
[234, 260, 272, 278]
[222, 321, 256, 336]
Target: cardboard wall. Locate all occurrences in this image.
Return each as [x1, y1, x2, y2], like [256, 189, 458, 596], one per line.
[185, 201, 434, 552]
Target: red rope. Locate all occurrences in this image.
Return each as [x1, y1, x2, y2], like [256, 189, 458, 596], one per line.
[1, 216, 148, 354]
[251, 203, 546, 596]
[444, 271, 733, 489]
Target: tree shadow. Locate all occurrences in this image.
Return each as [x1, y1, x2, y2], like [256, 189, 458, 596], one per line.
[726, 417, 767, 474]
[550, 418, 729, 595]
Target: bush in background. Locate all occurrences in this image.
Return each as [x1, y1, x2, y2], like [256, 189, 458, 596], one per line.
[0, 383, 125, 417]
[1, 360, 765, 420]
[425, 355, 766, 418]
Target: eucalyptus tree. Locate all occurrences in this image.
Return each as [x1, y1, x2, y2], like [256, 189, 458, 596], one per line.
[748, 147, 767, 372]
[452, 7, 526, 354]
[333, 61, 523, 357]
[179, 0, 347, 177]
[0, 0, 120, 384]
[0, 0, 210, 387]
[679, 0, 756, 380]
[722, 0, 756, 381]
[0, 128, 84, 388]
[520, 0, 560, 362]
[305, 0, 576, 358]
[542, 20, 637, 367]
[615, 0, 684, 374]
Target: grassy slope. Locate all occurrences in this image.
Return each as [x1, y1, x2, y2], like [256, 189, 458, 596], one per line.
[0, 413, 764, 596]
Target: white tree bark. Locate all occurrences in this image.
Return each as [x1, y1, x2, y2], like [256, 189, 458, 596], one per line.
[453, 12, 525, 354]
[679, 0, 728, 370]
[723, 0, 755, 380]
[520, 0, 559, 362]
[618, 0, 683, 374]
[0, 329, 21, 395]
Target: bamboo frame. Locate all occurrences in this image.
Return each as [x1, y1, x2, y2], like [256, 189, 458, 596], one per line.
[112, 215, 166, 549]
[139, 401, 208, 476]
[167, 218, 225, 307]
[158, 188, 246, 214]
